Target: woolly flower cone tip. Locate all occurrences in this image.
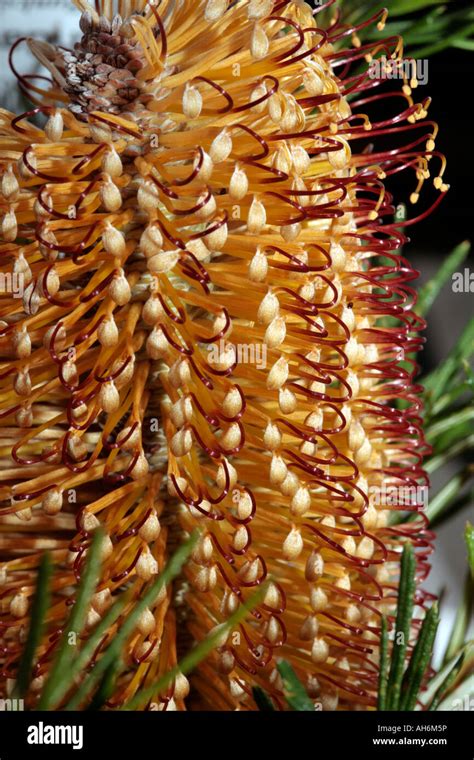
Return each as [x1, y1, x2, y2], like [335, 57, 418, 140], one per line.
[0, 0, 444, 710]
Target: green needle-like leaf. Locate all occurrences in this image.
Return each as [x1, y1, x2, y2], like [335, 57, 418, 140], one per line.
[419, 643, 474, 708]
[436, 673, 474, 710]
[66, 532, 199, 710]
[46, 590, 129, 709]
[428, 653, 465, 711]
[38, 530, 103, 710]
[252, 686, 276, 711]
[87, 659, 122, 711]
[443, 572, 473, 665]
[426, 407, 474, 446]
[425, 472, 470, 527]
[377, 616, 389, 710]
[416, 241, 471, 317]
[386, 544, 416, 709]
[13, 553, 52, 699]
[276, 661, 314, 711]
[399, 603, 440, 711]
[388, 0, 448, 15]
[122, 582, 267, 711]
[424, 316, 474, 404]
[466, 522, 474, 580]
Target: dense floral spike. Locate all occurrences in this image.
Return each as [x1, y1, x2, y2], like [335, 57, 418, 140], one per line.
[0, 0, 443, 710]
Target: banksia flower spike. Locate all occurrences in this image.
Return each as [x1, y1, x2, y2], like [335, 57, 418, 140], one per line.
[0, 0, 446, 710]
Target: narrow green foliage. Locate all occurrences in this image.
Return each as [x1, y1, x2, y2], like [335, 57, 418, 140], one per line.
[87, 660, 122, 711]
[252, 686, 276, 711]
[428, 653, 466, 711]
[399, 603, 439, 711]
[416, 242, 471, 317]
[466, 523, 474, 579]
[66, 531, 199, 710]
[377, 616, 389, 710]
[13, 553, 52, 699]
[387, 0, 447, 14]
[443, 572, 473, 665]
[276, 661, 314, 711]
[386, 544, 416, 709]
[424, 317, 474, 405]
[38, 529, 103, 709]
[122, 582, 267, 710]
[58, 592, 129, 708]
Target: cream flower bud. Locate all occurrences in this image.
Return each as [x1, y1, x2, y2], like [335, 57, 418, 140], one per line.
[174, 672, 190, 700]
[13, 327, 31, 359]
[229, 164, 248, 200]
[237, 491, 253, 520]
[283, 526, 303, 560]
[291, 486, 311, 516]
[42, 488, 63, 516]
[279, 387, 297, 414]
[169, 358, 191, 388]
[250, 22, 269, 59]
[311, 637, 329, 663]
[138, 511, 161, 542]
[146, 326, 169, 359]
[137, 179, 160, 213]
[270, 454, 287, 485]
[100, 174, 122, 212]
[247, 196, 266, 234]
[310, 586, 328, 612]
[222, 386, 243, 416]
[267, 356, 289, 389]
[196, 191, 217, 220]
[303, 65, 324, 96]
[101, 147, 123, 177]
[248, 0, 274, 19]
[140, 225, 163, 257]
[305, 551, 324, 581]
[170, 428, 193, 457]
[329, 242, 347, 272]
[45, 110, 64, 141]
[10, 592, 28, 618]
[1, 165, 19, 201]
[109, 269, 131, 305]
[258, 291, 279, 324]
[210, 129, 232, 163]
[183, 83, 203, 119]
[205, 221, 228, 251]
[99, 381, 120, 413]
[170, 396, 193, 427]
[97, 316, 119, 347]
[221, 422, 241, 450]
[205, 0, 228, 21]
[137, 607, 156, 636]
[102, 223, 126, 257]
[300, 615, 319, 641]
[136, 547, 159, 580]
[263, 421, 281, 450]
[147, 249, 181, 273]
[265, 316, 286, 348]
[248, 247, 268, 282]
[233, 525, 249, 551]
[2, 208, 17, 242]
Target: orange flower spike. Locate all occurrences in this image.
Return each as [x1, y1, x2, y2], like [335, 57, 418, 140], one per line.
[0, 0, 444, 710]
